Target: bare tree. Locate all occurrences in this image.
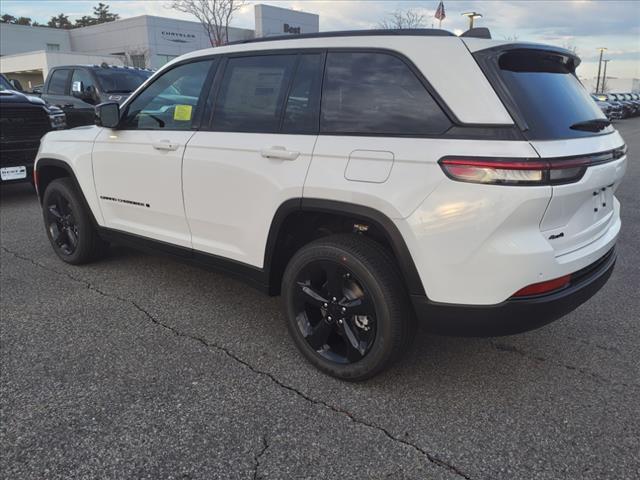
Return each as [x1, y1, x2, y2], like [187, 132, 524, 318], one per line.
[378, 8, 426, 29]
[169, 0, 247, 46]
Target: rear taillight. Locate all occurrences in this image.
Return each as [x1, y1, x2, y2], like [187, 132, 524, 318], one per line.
[439, 146, 626, 186]
[512, 274, 571, 297]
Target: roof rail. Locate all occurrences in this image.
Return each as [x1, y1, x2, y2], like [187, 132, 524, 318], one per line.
[228, 28, 455, 45]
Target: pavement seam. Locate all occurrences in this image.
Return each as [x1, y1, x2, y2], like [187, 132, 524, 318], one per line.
[1, 246, 474, 480]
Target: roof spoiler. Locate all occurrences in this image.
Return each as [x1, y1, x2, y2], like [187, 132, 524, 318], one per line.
[460, 28, 491, 39]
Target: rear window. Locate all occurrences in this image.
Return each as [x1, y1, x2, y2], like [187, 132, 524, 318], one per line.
[488, 49, 611, 140]
[93, 68, 152, 93]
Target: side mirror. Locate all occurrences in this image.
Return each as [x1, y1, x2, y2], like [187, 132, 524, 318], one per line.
[95, 102, 120, 128]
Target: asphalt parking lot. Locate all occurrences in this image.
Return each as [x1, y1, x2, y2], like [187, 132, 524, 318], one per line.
[1, 119, 639, 480]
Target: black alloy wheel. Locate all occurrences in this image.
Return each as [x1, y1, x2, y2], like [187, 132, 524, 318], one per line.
[293, 260, 377, 364]
[282, 234, 415, 381]
[46, 191, 79, 256]
[42, 177, 108, 264]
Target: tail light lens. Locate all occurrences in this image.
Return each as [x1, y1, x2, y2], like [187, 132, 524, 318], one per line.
[439, 145, 626, 186]
[512, 274, 571, 297]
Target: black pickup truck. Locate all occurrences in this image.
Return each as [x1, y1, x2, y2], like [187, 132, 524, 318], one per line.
[41, 64, 153, 128]
[0, 74, 66, 185]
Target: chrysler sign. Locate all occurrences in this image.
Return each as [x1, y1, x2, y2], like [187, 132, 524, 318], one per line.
[161, 31, 197, 43]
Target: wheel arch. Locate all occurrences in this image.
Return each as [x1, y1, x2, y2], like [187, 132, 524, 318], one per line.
[36, 158, 101, 227]
[264, 198, 426, 297]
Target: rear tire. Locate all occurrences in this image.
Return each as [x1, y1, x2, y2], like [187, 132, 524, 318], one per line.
[42, 177, 108, 264]
[282, 234, 415, 381]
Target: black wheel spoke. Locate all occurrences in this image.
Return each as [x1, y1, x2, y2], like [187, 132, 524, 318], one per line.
[340, 296, 371, 316]
[306, 319, 334, 350]
[322, 262, 344, 300]
[297, 282, 329, 308]
[48, 205, 63, 220]
[65, 228, 78, 248]
[342, 321, 365, 362]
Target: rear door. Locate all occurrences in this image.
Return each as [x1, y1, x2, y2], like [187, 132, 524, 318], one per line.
[182, 52, 323, 267]
[92, 59, 216, 248]
[475, 47, 627, 256]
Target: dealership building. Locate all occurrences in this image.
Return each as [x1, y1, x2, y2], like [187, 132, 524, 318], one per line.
[0, 4, 319, 89]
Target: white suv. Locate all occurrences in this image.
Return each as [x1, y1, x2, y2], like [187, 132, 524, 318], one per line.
[34, 30, 627, 380]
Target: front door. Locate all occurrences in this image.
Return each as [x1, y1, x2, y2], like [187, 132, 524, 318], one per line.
[92, 59, 216, 248]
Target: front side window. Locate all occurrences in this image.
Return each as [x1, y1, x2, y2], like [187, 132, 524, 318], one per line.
[122, 60, 214, 130]
[212, 55, 296, 132]
[321, 52, 451, 135]
[71, 69, 95, 93]
[48, 69, 70, 95]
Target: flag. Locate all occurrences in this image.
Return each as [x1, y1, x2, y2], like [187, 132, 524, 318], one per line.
[435, 1, 446, 21]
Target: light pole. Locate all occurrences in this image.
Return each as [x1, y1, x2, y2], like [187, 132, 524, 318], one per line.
[461, 12, 482, 30]
[595, 47, 607, 94]
[601, 59, 610, 93]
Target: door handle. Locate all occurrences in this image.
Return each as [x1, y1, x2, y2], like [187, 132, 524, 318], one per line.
[260, 146, 299, 161]
[152, 140, 180, 151]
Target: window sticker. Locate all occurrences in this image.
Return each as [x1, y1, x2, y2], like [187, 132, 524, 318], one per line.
[174, 104, 193, 121]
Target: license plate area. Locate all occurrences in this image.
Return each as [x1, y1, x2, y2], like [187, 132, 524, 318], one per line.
[0, 166, 27, 181]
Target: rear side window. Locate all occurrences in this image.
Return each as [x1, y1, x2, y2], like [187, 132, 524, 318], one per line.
[491, 50, 611, 139]
[282, 54, 323, 134]
[213, 55, 296, 132]
[321, 52, 451, 135]
[48, 69, 70, 95]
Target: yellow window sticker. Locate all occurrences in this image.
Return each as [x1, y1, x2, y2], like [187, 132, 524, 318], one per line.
[174, 104, 192, 121]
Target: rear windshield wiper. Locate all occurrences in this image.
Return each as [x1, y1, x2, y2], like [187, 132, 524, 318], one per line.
[570, 119, 611, 132]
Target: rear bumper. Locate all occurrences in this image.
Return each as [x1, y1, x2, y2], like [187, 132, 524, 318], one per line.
[411, 247, 616, 337]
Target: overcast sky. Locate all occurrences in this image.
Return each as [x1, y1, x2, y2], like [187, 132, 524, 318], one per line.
[2, 0, 639, 78]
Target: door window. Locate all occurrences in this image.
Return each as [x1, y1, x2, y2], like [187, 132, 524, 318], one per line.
[48, 69, 71, 95]
[71, 69, 95, 95]
[282, 54, 323, 134]
[321, 52, 451, 135]
[122, 60, 214, 130]
[212, 54, 296, 132]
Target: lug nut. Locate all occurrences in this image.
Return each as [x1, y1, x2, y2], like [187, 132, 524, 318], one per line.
[341, 307, 346, 313]
[323, 303, 328, 308]
[338, 319, 343, 324]
[327, 316, 332, 321]
[332, 297, 337, 302]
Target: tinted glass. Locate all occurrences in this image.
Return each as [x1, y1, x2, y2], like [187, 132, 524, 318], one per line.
[94, 68, 152, 93]
[321, 52, 450, 135]
[0, 75, 11, 91]
[122, 60, 214, 130]
[497, 50, 610, 139]
[213, 55, 296, 132]
[48, 69, 70, 95]
[282, 54, 323, 134]
[71, 69, 95, 92]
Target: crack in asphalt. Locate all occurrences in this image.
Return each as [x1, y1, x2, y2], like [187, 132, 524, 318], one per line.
[1, 246, 474, 480]
[252, 436, 268, 480]
[490, 341, 635, 390]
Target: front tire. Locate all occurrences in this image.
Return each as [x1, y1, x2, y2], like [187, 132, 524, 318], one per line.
[42, 177, 108, 264]
[282, 234, 415, 381]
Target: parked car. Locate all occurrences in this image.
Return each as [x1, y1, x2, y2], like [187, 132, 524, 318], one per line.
[591, 94, 613, 119]
[613, 93, 636, 117]
[41, 64, 153, 128]
[603, 93, 629, 118]
[624, 93, 640, 115]
[0, 74, 66, 185]
[34, 30, 626, 380]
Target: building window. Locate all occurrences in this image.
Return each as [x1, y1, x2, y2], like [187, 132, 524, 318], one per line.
[46, 43, 60, 52]
[157, 54, 178, 66]
[130, 55, 146, 68]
